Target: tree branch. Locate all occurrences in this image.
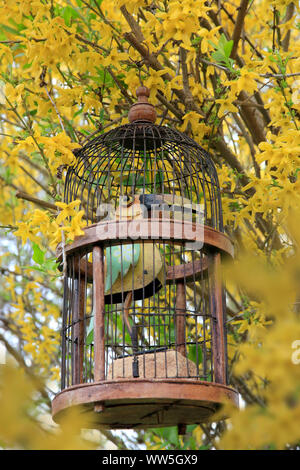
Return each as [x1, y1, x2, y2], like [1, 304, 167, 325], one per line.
[19, 164, 52, 196]
[281, 2, 295, 52]
[179, 47, 194, 113]
[123, 32, 205, 117]
[230, 0, 249, 59]
[120, 5, 144, 42]
[106, 66, 134, 105]
[16, 191, 57, 211]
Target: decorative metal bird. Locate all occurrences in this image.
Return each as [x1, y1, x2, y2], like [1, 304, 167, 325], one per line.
[86, 194, 164, 347]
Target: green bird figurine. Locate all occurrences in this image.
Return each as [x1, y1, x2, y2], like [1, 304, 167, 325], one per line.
[86, 195, 164, 347]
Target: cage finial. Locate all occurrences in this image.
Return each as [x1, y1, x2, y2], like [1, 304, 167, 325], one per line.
[128, 86, 157, 123]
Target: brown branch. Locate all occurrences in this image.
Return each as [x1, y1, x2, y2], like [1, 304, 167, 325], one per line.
[120, 5, 144, 42]
[232, 113, 260, 178]
[205, 6, 267, 144]
[19, 164, 52, 196]
[124, 32, 205, 117]
[238, 91, 266, 145]
[156, 91, 184, 121]
[230, 0, 249, 59]
[179, 47, 194, 113]
[18, 154, 49, 179]
[231, 374, 266, 407]
[213, 137, 250, 187]
[106, 66, 134, 105]
[16, 191, 57, 211]
[74, 33, 108, 53]
[220, 3, 264, 60]
[253, 91, 271, 128]
[281, 2, 295, 52]
[0, 38, 46, 44]
[99, 429, 129, 450]
[0, 224, 17, 230]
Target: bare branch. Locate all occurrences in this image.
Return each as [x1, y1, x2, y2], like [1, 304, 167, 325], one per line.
[120, 5, 144, 42]
[106, 66, 134, 105]
[282, 2, 295, 52]
[124, 32, 205, 117]
[16, 191, 57, 211]
[19, 164, 52, 196]
[231, 0, 249, 59]
[179, 47, 194, 112]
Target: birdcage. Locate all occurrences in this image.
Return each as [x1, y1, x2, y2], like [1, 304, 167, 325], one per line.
[52, 87, 238, 431]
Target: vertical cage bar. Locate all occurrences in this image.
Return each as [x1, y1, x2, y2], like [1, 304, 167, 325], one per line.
[93, 245, 106, 382]
[61, 275, 68, 390]
[175, 279, 186, 357]
[73, 274, 85, 384]
[208, 251, 227, 384]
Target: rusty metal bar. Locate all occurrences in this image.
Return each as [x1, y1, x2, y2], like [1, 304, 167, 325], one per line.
[73, 272, 85, 384]
[208, 251, 227, 384]
[175, 280, 186, 357]
[93, 245, 106, 382]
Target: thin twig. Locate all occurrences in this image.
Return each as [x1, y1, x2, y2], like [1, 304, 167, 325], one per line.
[106, 66, 134, 105]
[180, 47, 194, 113]
[43, 84, 66, 133]
[19, 164, 52, 196]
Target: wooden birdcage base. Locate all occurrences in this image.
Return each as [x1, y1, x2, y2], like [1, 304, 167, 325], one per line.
[52, 379, 238, 430]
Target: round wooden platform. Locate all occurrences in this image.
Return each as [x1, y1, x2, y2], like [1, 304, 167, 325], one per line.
[52, 379, 238, 429]
[56, 219, 234, 261]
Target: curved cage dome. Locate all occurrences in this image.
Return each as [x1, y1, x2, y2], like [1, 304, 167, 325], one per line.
[64, 121, 223, 232]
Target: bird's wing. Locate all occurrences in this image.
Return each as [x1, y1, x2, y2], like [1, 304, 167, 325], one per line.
[105, 244, 140, 294]
[106, 242, 163, 295]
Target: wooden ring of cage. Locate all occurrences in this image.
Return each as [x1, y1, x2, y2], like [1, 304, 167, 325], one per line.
[52, 379, 239, 429]
[56, 218, 234, 262]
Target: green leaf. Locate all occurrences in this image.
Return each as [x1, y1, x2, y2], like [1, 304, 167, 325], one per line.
[223, 39, 233, 59]
[32, 242, 45, 265]
[218, 33, 228, 50]
[0, 24, 25, 37]
[188, 344, 203, 365]
[43, 258, 59, 272]
[211, 50, 226, 64]
[0, 29, 7, 41]
[151, 426, 179, 447]
[62, 6, 80, 27]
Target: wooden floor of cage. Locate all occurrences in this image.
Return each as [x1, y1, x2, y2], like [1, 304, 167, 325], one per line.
[52, 378, 238, 429]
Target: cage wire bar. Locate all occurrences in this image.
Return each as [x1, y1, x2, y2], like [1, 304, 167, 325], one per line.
[52, 87, 238, 430]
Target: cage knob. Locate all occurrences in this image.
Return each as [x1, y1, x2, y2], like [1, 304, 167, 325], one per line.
[128, 86, 157, 123]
